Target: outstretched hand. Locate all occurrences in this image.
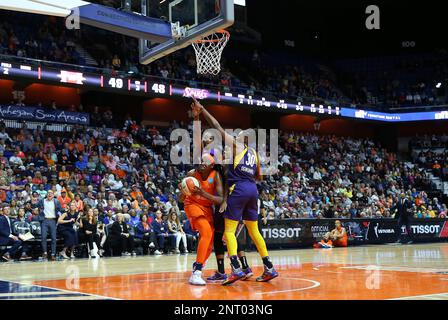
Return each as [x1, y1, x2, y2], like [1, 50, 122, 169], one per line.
[191, 96, 203, 118]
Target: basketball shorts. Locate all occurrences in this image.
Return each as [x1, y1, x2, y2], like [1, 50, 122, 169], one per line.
[223, 181, 258, 222]
[185, 204, 214, 231]
[333, 238, 348, 247]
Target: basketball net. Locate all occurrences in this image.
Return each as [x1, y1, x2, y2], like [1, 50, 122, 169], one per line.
[192, 30, 230, 75]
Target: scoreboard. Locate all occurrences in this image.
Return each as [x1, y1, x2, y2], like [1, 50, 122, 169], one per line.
[1, 60, 447, 122]
[0, 60, 341, 117]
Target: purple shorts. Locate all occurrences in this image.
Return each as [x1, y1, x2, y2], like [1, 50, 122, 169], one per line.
[223, 182, 258, 222]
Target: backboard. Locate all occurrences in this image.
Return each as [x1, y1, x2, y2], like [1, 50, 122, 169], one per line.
[139, 0, 234, 65]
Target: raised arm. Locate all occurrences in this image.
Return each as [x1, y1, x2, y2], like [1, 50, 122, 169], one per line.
[191, 97, 235, 146]
[191, 103, 203, 164]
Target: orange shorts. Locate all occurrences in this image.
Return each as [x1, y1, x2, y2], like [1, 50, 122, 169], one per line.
[333, 239, 348, 247]
[184, 204, 214, 231]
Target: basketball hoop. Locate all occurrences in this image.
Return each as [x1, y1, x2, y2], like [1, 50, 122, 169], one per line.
[192, 30, 230, 75]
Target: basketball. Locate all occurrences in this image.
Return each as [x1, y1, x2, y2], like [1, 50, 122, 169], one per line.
[181, 176, 200, 196]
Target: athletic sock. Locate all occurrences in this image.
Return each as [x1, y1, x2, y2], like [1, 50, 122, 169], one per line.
[217, 258, 225, 274]
[230, 255, 241, 270]
[193, 262, 203, 271]
[262, 256, 273, 269]
[239, 256, 249, 269]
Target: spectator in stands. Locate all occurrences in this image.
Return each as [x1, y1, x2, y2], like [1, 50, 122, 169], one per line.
[80, 208, 101, 257]
[9, 151, 23, 167]
[83, 191, 97, 208]
[103, 210, 115, 225]
[167, 210, 188, 254]
[38, 190, 62, 261]
[16, 207, 27, 222]
[29, 208, 40, 222]
[58, 166, 70, 182]
[112, 54, 121, 70]
[57, 201, 81, 259]
[0, 128, 12, 144]
[118, 192, 132, 208]
[151, 210, 169, 254]
[75, 155, 88, 171]
[130, 184, 143, 200]
[440, 204, 447, 218]
[0, 206, 31, 261]
[57, 189, 71, 209]
[109, 213, 135, 256]
[135, 214, 158, 255]
[108, 174, 123, 191]
[73, 194, 84, 212]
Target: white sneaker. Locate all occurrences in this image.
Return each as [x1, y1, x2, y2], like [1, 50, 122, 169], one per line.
[183, 250, 189, 254]
[60, 251, 69, 259]
[189, 270, 206, 286]
[148, 242, 155, 249]
[174, 249, 181, 254]
[154, 250, 162, 255]
[122, 252, 131, 256]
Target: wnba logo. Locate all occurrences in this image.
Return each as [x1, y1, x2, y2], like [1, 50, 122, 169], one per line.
[65, 265, 80, 290]
[170, 120, 279, 176]
[365, 265, 380, 290]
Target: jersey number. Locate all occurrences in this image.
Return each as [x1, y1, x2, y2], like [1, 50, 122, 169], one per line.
[245, 154, 256, 167]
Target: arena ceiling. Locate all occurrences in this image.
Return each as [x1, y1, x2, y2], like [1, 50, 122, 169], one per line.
[246, 0, 447, 58]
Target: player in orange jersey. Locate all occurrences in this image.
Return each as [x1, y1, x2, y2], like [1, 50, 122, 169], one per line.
[317, 220, 347, 248]
[179, 153, 225, 285]
[331, 220, 348, 247]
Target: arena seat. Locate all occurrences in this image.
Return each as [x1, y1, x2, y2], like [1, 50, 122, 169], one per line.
[12, 221, 31, 235]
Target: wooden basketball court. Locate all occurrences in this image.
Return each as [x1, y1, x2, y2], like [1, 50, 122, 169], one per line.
[1, 243, 448, 300]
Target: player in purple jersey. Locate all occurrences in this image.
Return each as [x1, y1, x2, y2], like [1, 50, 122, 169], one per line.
[191, 97, 278, 285]
[195, 128, 253, 282]
[206, 145, 254, 282]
